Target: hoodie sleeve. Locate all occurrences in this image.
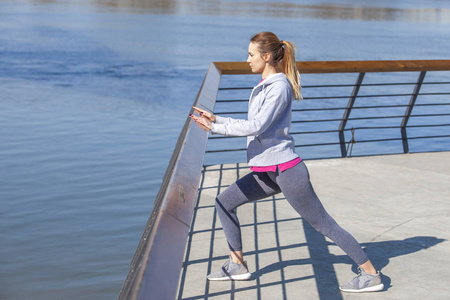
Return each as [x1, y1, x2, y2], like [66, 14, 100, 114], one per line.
[211, 82, 291, 136]
[214, 115, 240, 125]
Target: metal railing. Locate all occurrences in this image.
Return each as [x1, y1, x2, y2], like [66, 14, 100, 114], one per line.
[206, 60, 450, 164]
[118, 60, 450, 300]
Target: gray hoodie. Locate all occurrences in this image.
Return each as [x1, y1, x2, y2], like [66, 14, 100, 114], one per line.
[211, 73, 299, 167]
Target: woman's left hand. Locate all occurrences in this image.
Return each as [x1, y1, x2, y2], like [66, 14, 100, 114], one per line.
[189, 113, 212, 131]
[193, 106, 216, 123]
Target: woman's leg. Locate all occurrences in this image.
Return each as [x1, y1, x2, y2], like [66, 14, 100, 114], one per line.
[215, 171, 280, 263]
[272, 161, 373, 270]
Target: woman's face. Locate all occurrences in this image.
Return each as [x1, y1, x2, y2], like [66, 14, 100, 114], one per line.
[247, 42, 267, 74]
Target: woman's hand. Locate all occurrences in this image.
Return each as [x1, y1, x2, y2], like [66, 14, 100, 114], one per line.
[189, 113, 212, 131]
[192, 106, 216, 123]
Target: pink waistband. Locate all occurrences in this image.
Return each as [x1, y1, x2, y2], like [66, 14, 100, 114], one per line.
[250, 157, 302, 172]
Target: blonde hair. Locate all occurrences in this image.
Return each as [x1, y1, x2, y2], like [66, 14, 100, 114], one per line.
[250, 32, 302, 100]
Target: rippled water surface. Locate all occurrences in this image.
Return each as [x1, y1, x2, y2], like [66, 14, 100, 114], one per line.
[1, 0, 449, 299]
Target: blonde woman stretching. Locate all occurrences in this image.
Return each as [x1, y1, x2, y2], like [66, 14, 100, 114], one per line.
[190, 32, 384, 293]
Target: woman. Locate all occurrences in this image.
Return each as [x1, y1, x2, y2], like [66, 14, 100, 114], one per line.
[189, 32, 384, 293]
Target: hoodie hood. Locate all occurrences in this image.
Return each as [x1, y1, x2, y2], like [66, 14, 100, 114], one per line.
[256, 73, 289, 88]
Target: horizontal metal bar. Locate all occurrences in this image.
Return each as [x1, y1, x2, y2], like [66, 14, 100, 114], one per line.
[304, 92, 450, 101]
[407, 134, 450, 140]
[303, 94, 414, 100]
[292, 107, 347, 112]
[292, 118, 343, 123]
[216, 99, 248, 103]
[309, 135, 450, 147]
[208, 135, 245, 140]
[207, 124, 450, 140]
[293, 102, 450, 112]
[219, 87, 253, 90]
[415, 103, 450, 107]
[342, 125, 400, 130]
[290, 129, 339, 135]
[347, 115, 407, 121]
[292, 104, 408, 112]
[304, 81, 450, 88]
[297, 113, 450, 122]
[295, 142, 341, 148]
[218, 81, 450, 91]
[415, 92, 450, 96]
[292, 115, 405, 123]
[410, 113, 450, 118]
[293, 124, 450, 133]
[348, 135, 450, 144]
[407, 123, 450, 128]
[294, 138, 404, 148]
[217, 92, 450, 103]
[206, 148, 247, 153]
[303, 95, 358, 100]
[302, 81, 450, 88]
[423, 81, 450, 85]
[215, 111, 248, 115]
[216, 102, 450, 115]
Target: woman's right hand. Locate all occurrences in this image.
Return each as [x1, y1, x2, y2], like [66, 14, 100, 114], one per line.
[193, 106, 216, 123]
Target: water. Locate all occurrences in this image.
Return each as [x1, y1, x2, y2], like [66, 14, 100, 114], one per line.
[1, 1, 449, 299]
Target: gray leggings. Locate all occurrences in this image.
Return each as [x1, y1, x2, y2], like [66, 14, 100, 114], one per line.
[215, 161, 369, 266]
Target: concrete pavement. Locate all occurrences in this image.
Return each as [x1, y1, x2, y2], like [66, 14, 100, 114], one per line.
[177, 152, 450, 300]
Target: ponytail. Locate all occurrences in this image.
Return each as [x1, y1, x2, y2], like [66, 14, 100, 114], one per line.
[280, 41, 302, 100]
[250, 32, 302, 100]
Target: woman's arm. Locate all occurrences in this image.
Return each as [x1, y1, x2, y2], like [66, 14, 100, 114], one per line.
[192, 106, 242, 125]
[211, 84, 290, 136]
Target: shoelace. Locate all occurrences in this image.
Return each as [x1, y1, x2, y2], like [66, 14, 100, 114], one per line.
[356, 267, 364, 278]
[356, 268, 378, 278]
[221, 259, 231, 271]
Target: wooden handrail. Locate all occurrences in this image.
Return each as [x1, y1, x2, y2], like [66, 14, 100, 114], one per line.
[214, 60, 450, 74]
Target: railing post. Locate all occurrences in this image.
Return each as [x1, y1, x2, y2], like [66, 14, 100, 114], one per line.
[401, 71, 426, 153]
[338, 72, 365, 157]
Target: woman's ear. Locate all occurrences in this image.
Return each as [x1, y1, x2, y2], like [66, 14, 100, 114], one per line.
[263, 52, 271, 63]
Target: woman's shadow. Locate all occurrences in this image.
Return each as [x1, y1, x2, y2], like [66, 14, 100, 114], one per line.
[253, 234, 445, 299]
[351, 236, 445, 288]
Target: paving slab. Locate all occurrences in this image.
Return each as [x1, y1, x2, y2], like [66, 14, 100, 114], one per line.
[177, 152, 450, 300]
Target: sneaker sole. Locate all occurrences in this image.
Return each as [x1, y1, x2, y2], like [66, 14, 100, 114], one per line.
[340, 283, 384, 293]
[207, 272, 251, 281]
